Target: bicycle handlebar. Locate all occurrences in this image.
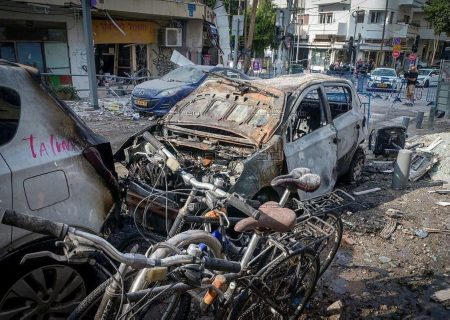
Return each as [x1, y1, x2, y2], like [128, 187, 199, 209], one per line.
[0, 208, 69, 239]
[0, 208, 242, 273]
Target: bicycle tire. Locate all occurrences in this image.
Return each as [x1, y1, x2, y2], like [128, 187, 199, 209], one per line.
[126, 230, 224, 320]
[68, 277, 112, 320]
[315, 212, 343, 277]
[229, 248, 319, 319]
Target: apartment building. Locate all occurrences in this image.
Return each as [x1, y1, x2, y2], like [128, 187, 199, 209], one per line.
[0, 0, 218, 95]
[283, 0, 448, 71]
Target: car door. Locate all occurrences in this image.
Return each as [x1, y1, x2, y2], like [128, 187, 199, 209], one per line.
[283, 84, 338, 200]
[323, 84, 362, 177]
[0, 155, 12, 252]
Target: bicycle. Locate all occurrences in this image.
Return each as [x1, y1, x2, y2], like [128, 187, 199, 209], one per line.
[74, 134, 336, 319]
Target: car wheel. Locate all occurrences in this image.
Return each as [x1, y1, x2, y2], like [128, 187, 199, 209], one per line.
[345, 147, 365, 184]
[424, 80, 429, 88]
[0, 240, 103, 319]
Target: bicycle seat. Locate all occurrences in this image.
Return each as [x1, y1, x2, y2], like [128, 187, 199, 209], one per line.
[271, 168, 321, 193]
[234, 201, 296, 233]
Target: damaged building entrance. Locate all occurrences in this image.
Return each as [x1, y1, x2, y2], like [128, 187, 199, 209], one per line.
[93, 19, 155, 79]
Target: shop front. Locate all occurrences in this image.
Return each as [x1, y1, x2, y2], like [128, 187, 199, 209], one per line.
[0, 19, 71, 86]
[92, 19, 157, 78]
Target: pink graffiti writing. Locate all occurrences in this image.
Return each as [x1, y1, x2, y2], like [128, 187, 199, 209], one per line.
[23, 134, 78, 159]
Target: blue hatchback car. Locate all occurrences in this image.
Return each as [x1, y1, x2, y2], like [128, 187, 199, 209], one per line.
[131, 65, 251, 115]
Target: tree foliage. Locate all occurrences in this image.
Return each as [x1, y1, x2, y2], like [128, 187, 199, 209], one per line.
[424, 0, 450, 34]
[252, 0, 276, 56]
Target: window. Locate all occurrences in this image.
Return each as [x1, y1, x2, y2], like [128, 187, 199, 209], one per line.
[319, 13, 333, 24]
[389, 12, 395, 24]
[403, 15, 410, 24]
[286, 88, 327, 142]
[324, 86, 352, 119]
[369, 11, 384, 24]
[0, 86, 21, 146]
[356, 10, 365, 23]
[0, 43, 16, 62]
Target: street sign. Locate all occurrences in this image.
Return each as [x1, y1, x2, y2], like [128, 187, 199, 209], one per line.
[409, 53, 417, 61]
[392, 50, 400, 59]
[393, 37, 401, 45]
[231, 15, 244, 36]
[393, 44, 401, 51]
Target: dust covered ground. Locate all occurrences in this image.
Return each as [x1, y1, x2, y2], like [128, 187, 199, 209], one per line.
[71, 98, 450, 319]
[307, 118, 450, 319]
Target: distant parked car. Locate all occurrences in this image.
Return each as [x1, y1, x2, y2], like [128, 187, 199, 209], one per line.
[416, 68, 440, 87]
[131, 65, 251, 115]
[367, 67, 400, 91]
[0, 60, 118, 318]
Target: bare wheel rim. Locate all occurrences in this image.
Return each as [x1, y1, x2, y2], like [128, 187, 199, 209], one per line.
[0, 265, 87, 320]
[352, 153, 365, 182]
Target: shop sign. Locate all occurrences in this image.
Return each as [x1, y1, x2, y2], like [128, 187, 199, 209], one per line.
[93, 20, 156, 44]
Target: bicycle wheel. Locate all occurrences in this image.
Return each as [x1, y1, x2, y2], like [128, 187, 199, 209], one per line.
[229, 248, 319, 319]
[127, 230, 224, 320]
[315, 212, 343, 277]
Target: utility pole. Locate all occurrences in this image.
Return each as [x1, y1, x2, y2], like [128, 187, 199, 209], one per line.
[233, 0, 241, 69]
[378, 0, 388, 66]
[81, 0, 98, 109]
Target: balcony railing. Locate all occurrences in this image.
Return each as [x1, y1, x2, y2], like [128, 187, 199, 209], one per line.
[398, 0, 426, 7]
[308, 22, 347, 36]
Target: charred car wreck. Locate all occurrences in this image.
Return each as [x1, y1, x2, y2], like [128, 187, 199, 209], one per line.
[115, 74, 367, 230]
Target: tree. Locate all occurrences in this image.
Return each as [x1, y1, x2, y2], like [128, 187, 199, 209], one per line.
[243, 0, 259, 73]
[253, 0, 277, 56]
[424, 0, 450, 63]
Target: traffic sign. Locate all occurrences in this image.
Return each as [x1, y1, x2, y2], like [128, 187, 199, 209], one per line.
[409, 53, 417, 61]
[393, 44, 401, 51]
[392, 50, 400, 59]
[393, 37, 401, 45]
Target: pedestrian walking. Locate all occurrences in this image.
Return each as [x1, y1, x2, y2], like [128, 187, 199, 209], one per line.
[404, 65, 418, 106]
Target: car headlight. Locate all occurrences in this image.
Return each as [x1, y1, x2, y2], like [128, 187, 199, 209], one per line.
[157, 89, 178, 97]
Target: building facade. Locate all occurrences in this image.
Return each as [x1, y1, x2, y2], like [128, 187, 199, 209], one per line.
[277, 0, 448, 71]
[0, 0, 219, 96]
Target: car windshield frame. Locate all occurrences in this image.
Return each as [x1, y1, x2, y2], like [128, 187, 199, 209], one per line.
[161, 66, 208, 83]
[371, 69, 397, 77]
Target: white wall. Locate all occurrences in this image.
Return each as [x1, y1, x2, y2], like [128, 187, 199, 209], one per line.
[0, 11, 89, 96]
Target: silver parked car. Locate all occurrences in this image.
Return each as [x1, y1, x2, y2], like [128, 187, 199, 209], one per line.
[0, 60, 118, 318]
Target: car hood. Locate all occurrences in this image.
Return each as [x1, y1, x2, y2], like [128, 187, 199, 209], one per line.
[163, 79, 285, 147]
[133, 79, 187, 97]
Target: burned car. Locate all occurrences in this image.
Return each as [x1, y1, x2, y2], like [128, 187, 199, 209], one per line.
[115, 74, 367, 227]
[0, 60, 118, 318]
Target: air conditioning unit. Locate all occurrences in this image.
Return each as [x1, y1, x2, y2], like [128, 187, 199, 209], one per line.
[161, 28, 182, 47]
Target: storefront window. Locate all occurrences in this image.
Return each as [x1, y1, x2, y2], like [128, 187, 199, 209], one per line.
[17, 43, 44, 72]
[0, 43, 15, 62]
[311, 50, 327, 69]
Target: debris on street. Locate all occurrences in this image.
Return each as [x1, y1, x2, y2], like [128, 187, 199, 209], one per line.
[353, 187, 382, 196]
[430, 288, 450, 303]
[435, 201, 450, 207]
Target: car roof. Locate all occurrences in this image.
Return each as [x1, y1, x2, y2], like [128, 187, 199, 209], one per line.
[252, 73, 350, 93]
[373, 67, 396, 71]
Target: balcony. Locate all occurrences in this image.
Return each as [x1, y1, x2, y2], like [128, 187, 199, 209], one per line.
[398, 0, 426, 8]
[393, 23, 419, 38]
[312, 0, 350, 5]
[308, 22, 348, 36]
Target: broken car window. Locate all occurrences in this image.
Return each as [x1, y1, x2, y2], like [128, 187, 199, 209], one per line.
[0, 86, 20, 145]
[324, 86, 352, 119]
[286, 88, 327, 142]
